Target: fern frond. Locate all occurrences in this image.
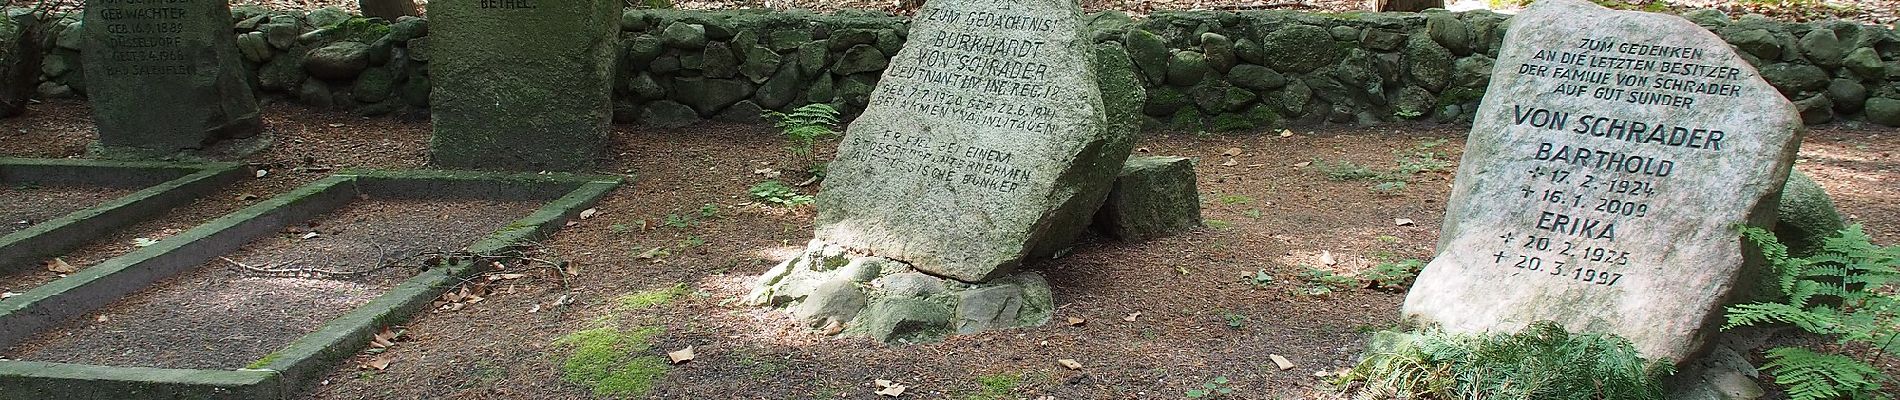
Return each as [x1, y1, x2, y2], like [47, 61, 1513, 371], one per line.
[1762, 347, 1884, 400]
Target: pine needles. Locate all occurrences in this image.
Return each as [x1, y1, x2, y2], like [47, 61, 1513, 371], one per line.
[1341, 322, 1673, 400]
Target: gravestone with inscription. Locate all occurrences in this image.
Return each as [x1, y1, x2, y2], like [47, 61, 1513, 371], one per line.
[1400, 0, 1801, 363]
[813, 0, 1136, 283]
[83, 0, 262, 154]
[747, 0, 1140, 343]
[427, 0, 618, 171]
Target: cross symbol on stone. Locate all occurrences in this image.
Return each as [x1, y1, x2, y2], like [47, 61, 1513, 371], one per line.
[1499, 233, 1516, 244]
[1528, 166, 1545, 178]
[1493, 251, 1509, 263]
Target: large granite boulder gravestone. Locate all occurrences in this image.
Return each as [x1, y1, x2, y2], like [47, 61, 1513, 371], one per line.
[748, 0, 1140, 343]
[1400, 0, 1802, 363]
[83, 0, 262, 153]
[428, 0, 618, 171]
[812, 0, 1137, 283]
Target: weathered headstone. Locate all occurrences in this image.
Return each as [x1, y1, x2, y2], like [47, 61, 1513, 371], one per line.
[748, 0, 1141, 343]
[813, 0, 1138, 283]
[1093, 156, 1203, 241]
[83, 0, 262, 153]
[428, 0, 617, 171]
[1400, 0, 1801, 363]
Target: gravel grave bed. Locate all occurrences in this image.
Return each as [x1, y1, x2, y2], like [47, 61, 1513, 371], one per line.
[0, 197, 541, 370]
[0, 184, 135, 237]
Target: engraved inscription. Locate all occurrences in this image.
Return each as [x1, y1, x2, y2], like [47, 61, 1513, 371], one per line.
[94, 0, 191, 76]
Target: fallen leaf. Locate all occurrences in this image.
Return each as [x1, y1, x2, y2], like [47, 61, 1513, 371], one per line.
[236, 193, 259, 201]
[327, 123, 346, 128]
[371, 327, 402, 348]
[361, 353, 393, 370]
[300, 232, 321, 240]
[1219, 158, 1239, 167]
[1123, 312, 1141, 322]
[1066, 316, 1086, 326]
[562, 263, 581, 276]
[1270, 354, 1295, 370]
[1292, 161, 1312, 168]
[45, 258, 76, 274]
[1058, 359, 1083, 370]
[1395, 218, 1416, 226]
[489, 273, 528, 280]
[1320, 250, 1337, 266]
[1135, 147, 1150, 153]
[95, 315, 108, 322]
[254, 169, 269, 178]
[667, 346, 695, 364]
[1220, 147, 1243, 157]
[873, 381, 907, 397]
[0, 292, 18, 299]
[1278, 129, 1294, 138]
[636, 247, 666, 259]
[753, 168, 782, 178]
[527, 304, 541, 313]
[579, 208, 599, 220]
[875, 379, 895, 388]
[132, 238, 158, 247]
[821, 319, 845, 335]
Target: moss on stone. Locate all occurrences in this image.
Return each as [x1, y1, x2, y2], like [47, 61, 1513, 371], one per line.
[553, 326, 669, 398]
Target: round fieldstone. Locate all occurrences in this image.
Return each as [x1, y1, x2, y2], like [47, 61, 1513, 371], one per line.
[1683, 9, 1730, 27]
[701, 42, 740, 79]
[831, 44, 888, 75]
[388, 17, 428, 42]
[1200, 32, 1236, 73]
[1260, 24, 1339, 73]
[1866, 97, 1900, 126]
[1841, 47, 1883, 79]
[1721, 29, 1783, 60]
[1758, 62, 1829, 96]
[1227, 64, 1287, 90]
[671, 77, 755, 115]
[303, 41, 372, 80]
[1124, 29, 1170, 85]
[1776, 170, 1845, 257]
[661, 22, 708, 48]
[1798, 28, 1847, 67]
[641, 100, 700, 128]
[1403, 35, 1455, 92]
[237, 32, 272, 63]
[1426, 13, 1472, 56]
[1166, 50, 1211, 87]
[1826, 79, 1867, 113]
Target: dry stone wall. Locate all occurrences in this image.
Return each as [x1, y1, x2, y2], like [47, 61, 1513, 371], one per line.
[16, 6, 1900, 127]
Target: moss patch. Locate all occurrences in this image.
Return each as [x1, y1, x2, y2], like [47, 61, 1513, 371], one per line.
[553, 326, 670, 398]
[616, 283, 688, 311]
[964, 372, 1023, 400]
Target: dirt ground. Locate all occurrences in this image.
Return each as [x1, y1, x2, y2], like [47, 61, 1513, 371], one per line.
[0, 185, 132, 238]
[1, 100, 1896, 398]
[2, 197, 541, 370]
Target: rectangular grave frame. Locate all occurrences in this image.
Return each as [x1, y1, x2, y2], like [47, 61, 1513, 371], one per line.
[0, 158, 245, 274]
[0, 169, 621, 400]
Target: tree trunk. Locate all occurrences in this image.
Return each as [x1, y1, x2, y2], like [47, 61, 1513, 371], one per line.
[358, 0, 419, 20]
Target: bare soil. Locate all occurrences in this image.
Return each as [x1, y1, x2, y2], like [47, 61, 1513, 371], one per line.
[0, 184, 132, 238]
[1, 197, 542, 370]
[1, 101, 1896, 398]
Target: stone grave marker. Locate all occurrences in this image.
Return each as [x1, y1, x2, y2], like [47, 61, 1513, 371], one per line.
[83, 0, 262, 154]
[748, 0, 1141, 343]
[1400, 0, 1802, 363]
[812, 0, 1138, 283]
[428, 0, 617, 171]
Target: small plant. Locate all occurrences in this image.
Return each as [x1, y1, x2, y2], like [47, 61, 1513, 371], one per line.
[749, 180, 814, 207]
[608, 224, 633, 234]
[662, 213, 691, 228]
[1342, 323, 1671, 400]
[1243, 209, 1263, 219]
[1185, 376, 1234, 398]
[1298, 267, 1358, 296]
[1246, 269, 1276, 288]
[1371, 181, 1408, 196]
[1316, 160, 1383, 182]
[1217, 194, 1254, 205]
[1361, 259, 1425, 291]
[697, 203, 720, 218]
[1204, 219, 1233, 230]
[764, 104, 842, 157]
[1219, 310, 1248, 330]
[1722, 225, 1899, 400]
[965, 373, 1021, 400]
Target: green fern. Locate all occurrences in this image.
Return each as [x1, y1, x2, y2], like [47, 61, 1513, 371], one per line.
[1761, 348, 1885, 400]
[763, 104, 842, 157]
[1724, 225, 1900, 400]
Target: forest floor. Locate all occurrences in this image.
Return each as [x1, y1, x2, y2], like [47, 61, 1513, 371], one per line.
[2, 100, 1898, 399]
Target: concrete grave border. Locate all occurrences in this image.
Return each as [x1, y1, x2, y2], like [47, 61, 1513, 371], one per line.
[0, 169, 621, 400]
[0, 158, 245, 274]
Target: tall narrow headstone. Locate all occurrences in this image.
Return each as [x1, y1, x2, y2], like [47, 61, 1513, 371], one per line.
[1401, 0, 1801, 363]
[813, 0, 1137, 283]
[83, 0, 262, 153]
[428, 0, 617, 171]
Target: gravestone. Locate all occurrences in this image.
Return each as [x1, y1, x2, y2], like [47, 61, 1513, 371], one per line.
[83, 0, 262, 153]
[748, 0, 1140, 343]
[428, 0, 617, 171]
[1400, 0, 1801, 363]
[813, 0, 1138, 283]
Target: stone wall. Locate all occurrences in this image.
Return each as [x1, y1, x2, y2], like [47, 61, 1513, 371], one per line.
[22, 6, 1900, 127]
